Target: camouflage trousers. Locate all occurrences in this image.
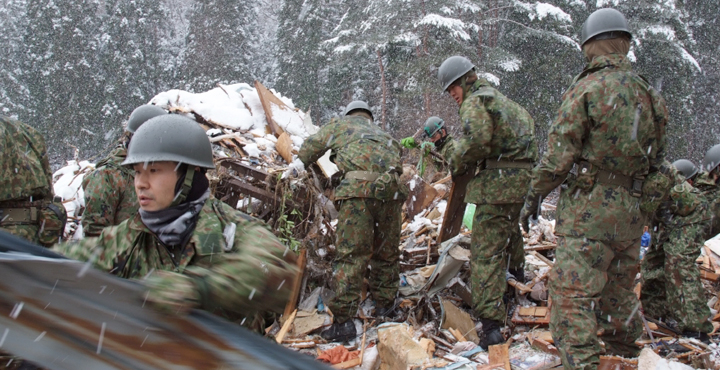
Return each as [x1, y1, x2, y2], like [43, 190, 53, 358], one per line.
[550, 236, 643, 370]
[329, 197, 402, 322]
[641, 222, 713, 333]
[470, 203, 524, 322]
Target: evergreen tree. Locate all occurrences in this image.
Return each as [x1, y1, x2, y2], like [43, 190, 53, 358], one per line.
[180, 0, 252, 92]
[0, 0, 29, 116]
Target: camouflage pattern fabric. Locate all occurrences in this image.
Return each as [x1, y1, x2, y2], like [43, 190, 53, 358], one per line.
[54, 197, 298, 329]
[695, 171, 720, 238]
[81, 145, 138, 237]
[451, 78, 538, 205]
[641, 172, 713, 333]
[329, 197, 402, 322]
[447, 78, 537, 322]
[551, 236, 643, 368]
[524, 54, 668, 370]
[298, 115, 408, 201]
[470, 203, 524, 322]
[0, 116, 62, 246]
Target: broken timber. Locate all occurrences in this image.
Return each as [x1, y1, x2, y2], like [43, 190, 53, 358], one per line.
[437, 171, 474, 243]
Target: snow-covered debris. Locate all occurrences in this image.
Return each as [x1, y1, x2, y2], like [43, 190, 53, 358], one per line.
[53, 160, 94, 238]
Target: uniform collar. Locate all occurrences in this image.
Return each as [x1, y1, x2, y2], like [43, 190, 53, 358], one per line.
[585, 54, 631, 72]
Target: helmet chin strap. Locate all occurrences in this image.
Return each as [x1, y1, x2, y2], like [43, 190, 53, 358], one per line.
[171, 166, 195, 207]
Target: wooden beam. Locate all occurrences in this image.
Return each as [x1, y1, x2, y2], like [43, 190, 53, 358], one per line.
[437, 171, 473, 243]
[275, 309, 297, 344]
[218, 159, 270, 182]
[283, 249, 307, 319]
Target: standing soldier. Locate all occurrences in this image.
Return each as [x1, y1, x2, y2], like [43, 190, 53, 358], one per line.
[298, 101, 407, 342]
[696, 144, 720, 239]
[81, 104, 166, 237]
[521, 8, 669, 369]
[400, 116, 454, 181]
[0, 116, 66, 247]
[641, 159, 713, 342]
[437, 55, 538, 347]
[55, 115, 297, 331]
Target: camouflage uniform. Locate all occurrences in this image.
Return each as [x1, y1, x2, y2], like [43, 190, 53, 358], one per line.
[298, 115, 407, 322]
[81, 145, 138, 237]
[0, 116, 65, 247]
[641, 170, 713, 333]
[449, 78, 538, 322]
[525, 54, 668, 369]
[695, 171, 720, 239]
[55, 197, 298, 329]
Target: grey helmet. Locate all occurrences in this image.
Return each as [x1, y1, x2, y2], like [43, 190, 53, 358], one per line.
[702, 144, 720, 173]
[672, 159, 699, 180]
[126, 104, 167, 133]
[342, 100, 373, 119]
[123, 114, 215, 169]
[580, 8, 632, 46]
[438, 56, 474, 91]
[423, 116, 445, 138]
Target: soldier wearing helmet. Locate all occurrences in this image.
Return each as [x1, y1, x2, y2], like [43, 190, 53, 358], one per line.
[81, 104, 167, 237]
[299, 101, 407, 342]
[695, 144, 720, 238]
[437, 53, 538, 349]
[400, 116, 455, 181]
[55, 114, 298, 330]
[641, 159, 713, 344]
[521, 8, 669, 368]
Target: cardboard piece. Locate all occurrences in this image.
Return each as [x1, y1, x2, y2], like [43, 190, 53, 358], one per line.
[440, 299, 480, 344]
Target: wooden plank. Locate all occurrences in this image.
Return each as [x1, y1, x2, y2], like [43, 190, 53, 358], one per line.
[226, 179, 281, 205]
[524, 243, 557, 252]
[437, 171, 474, 243]
[254, 80, 286, 137]
[276, 132, 294, 164]
[529, 337, 560, 357]
[218, 159, 270, 182]
[488, 343, 511, 370]
[283, 249, 307, 319]
[406, 178, 439, 220]
[529, 251, 554, 266]
[275, 309, 297, 344]
[701, 270, 720, 282]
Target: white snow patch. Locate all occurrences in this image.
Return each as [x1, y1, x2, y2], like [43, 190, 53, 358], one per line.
[639, 25, 676, 41]
[53, 160, 95, 237]
[677, 46, 701, 71]
[596, 0, 621, 6]
[481, 73, 500, 86]
[627, 49, 637, 62]
[499, 58, 521, 72]
[416, 14, 470, 40]
[406, 214, 433, 233]
[516, 2, 572, 23]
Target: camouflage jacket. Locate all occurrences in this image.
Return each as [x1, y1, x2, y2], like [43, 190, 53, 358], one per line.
[452, 79, 538, 204]
[55, 197, 298, 321]
[81, 145, 138, 237]
[0, 116, 54, 202]
[528, 54, 668, 241]
[695, 171, 720, 237]
[299, 115, 408, 201]
[656, 169, 709, 228]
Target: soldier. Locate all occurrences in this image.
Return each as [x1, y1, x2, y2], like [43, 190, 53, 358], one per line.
[81, 104, 166, 237]
[695, 144, 720, 239]
[400, 116, 454, 181]
[641, 159, 713, 341]
[298, 101, 407, 342]
[520, 8, 669, 369]
[55, 114, 297, 330]
[0, 116, 66, 247]
[437, 55, 538, 347]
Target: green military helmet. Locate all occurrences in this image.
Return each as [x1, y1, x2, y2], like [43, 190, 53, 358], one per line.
[342, 100, 373, 120]
[702, 144, 720, 173]
[126, 104, 167, 133]
[580, 8, 632, 46]
[423, 116, 445, 138]
[123, 114, 215, 169]
[438, 56, 474, 91]
[672, 159, 699, 180]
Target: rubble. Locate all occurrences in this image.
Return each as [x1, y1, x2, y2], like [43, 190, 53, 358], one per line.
[49, 82, 720, 369]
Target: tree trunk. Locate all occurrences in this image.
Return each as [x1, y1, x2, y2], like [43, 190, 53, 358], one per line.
[376, 49, 387, 130]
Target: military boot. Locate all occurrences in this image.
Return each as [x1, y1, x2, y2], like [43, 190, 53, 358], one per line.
[320, 320, 357, 342]
[478, 319, 505, 349]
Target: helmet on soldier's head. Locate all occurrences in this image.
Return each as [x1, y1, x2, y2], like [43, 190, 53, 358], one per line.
[438, 56, 475, 91]
[672, 159, 699, 180]
[702, 144, 720, 173]
[423, 117, 445, 138]
[580, 8, 632, 46]
[342, 100, 373, 120]
[123, 114, 215, 169]
[126, 104, 167, 133]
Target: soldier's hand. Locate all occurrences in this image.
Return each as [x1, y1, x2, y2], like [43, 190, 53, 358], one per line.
[144, 270, 201, 315]
[401, 137, 418, 149]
